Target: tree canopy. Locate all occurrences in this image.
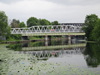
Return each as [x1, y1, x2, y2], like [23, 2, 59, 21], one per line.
[10, 19, 20, 28]
[38, 19, 51, 25]
[51, 21, 59, 25]
[10, 19, 26, 28]
[0, 11, 10, 37]
[27, 17, 59, 27]
[19, 22, 26, 28]
[92, 19, 100, 42]
[27, 17, 39, 27]
[83, 14, 99, 41]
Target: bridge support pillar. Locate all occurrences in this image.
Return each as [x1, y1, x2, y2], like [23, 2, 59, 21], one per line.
[68, 35, 71, 44]
[45, 35, 51, 46]
[45, 35, 48, 41]
[61, 35, 67, 45]
[45, 35, 48, 46]
[22, 36, 29, 40]
[72, 35, 77, 44]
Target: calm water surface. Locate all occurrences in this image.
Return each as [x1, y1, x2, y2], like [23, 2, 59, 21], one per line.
[0, 38, 100, 75]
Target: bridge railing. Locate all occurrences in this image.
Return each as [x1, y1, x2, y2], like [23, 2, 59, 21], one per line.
[11, 25, 83, 34]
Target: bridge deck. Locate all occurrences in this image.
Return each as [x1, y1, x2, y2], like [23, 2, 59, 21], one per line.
[11, 25, 85, 36]
[22, 32, 85, 36]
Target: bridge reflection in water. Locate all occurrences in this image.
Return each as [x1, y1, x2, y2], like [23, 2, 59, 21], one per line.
[18, 43, 85, 60]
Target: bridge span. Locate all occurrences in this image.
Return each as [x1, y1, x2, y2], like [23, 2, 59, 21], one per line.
[11, 25, 85, 36]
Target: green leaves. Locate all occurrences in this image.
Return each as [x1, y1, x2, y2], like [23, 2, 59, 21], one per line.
[27, 17, 39, 27]
[19, 22, 26, 28]
[27, 17, 59, 27]
[10, 19, 20, 28]
[38, 19, 51, 25]
[92, 19, 100, 42]
[0, 11, 9, 37]
[0, 11, 8, 24]
[51, 21, 59, 25]
[83, 14, 99, 41]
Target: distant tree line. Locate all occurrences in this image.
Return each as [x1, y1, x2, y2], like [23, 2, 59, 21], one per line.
[10, 19, 26, 28]
[11, 17, 59, 28]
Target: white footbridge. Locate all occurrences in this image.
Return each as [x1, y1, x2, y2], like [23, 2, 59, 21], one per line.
[11, 25, 85, 36]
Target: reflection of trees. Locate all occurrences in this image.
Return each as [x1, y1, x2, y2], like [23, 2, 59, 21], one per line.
[83, 43, 100, 67]
[27, 41, 44, 47]
[23, 40, 66, 47]
[7, 44, 22, 51]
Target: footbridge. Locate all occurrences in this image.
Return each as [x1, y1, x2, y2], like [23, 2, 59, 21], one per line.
[11, 25, 85, 36]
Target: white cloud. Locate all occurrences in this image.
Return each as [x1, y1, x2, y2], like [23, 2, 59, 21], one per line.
[0, 0, 57, 22]
[0, 0, 23, 3]
[46, 0, 100, 6]
[0, 0, 100, 23]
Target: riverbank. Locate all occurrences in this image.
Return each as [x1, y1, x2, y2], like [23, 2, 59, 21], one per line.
[0, 38, 44, 44]
[0, 37, 68, 44]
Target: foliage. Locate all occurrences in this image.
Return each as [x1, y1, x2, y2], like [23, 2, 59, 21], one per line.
[27, 17, 59, 27]
[0, 11, 10, 38]
[38, 19, 51, 25]
[7, 44, 22, 51]
[5, 26, 11, 39]
[51, 21, 59, 25]
[19, 22, 26, 28]
[10, 19, 20, 28]
[92, 19, 100, 42]
[27, 17, 38, 27]
[7, 34, 22, 41]
[83, 14, 99, 41]
[0, 20, 7, 36]
[0, 11, 7, 23]
[0, 11, 8, 36]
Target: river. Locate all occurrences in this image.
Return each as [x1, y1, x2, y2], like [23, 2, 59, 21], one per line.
[0, 38, 100, 75]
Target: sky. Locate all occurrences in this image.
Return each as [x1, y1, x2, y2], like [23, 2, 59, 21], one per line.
[0, 0, 100, 24]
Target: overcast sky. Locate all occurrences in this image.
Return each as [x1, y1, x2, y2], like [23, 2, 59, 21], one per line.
[0, 0, 100, 24]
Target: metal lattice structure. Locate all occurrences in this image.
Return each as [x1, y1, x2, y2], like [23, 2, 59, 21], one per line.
[11, 25, 83, 35]
[19, 47, 85, 59]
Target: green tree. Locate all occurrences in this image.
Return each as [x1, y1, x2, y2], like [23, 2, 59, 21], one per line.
[83, 14, 98, 41]
[51, 21, 59, 25]
[19, 22, 26, 28]
[27, 17, 38, 27]
[39, 19, 51, 25]
[92, 19, 100, 42]
[0, 11, 10, 38]
[10, 19, 20, 28]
